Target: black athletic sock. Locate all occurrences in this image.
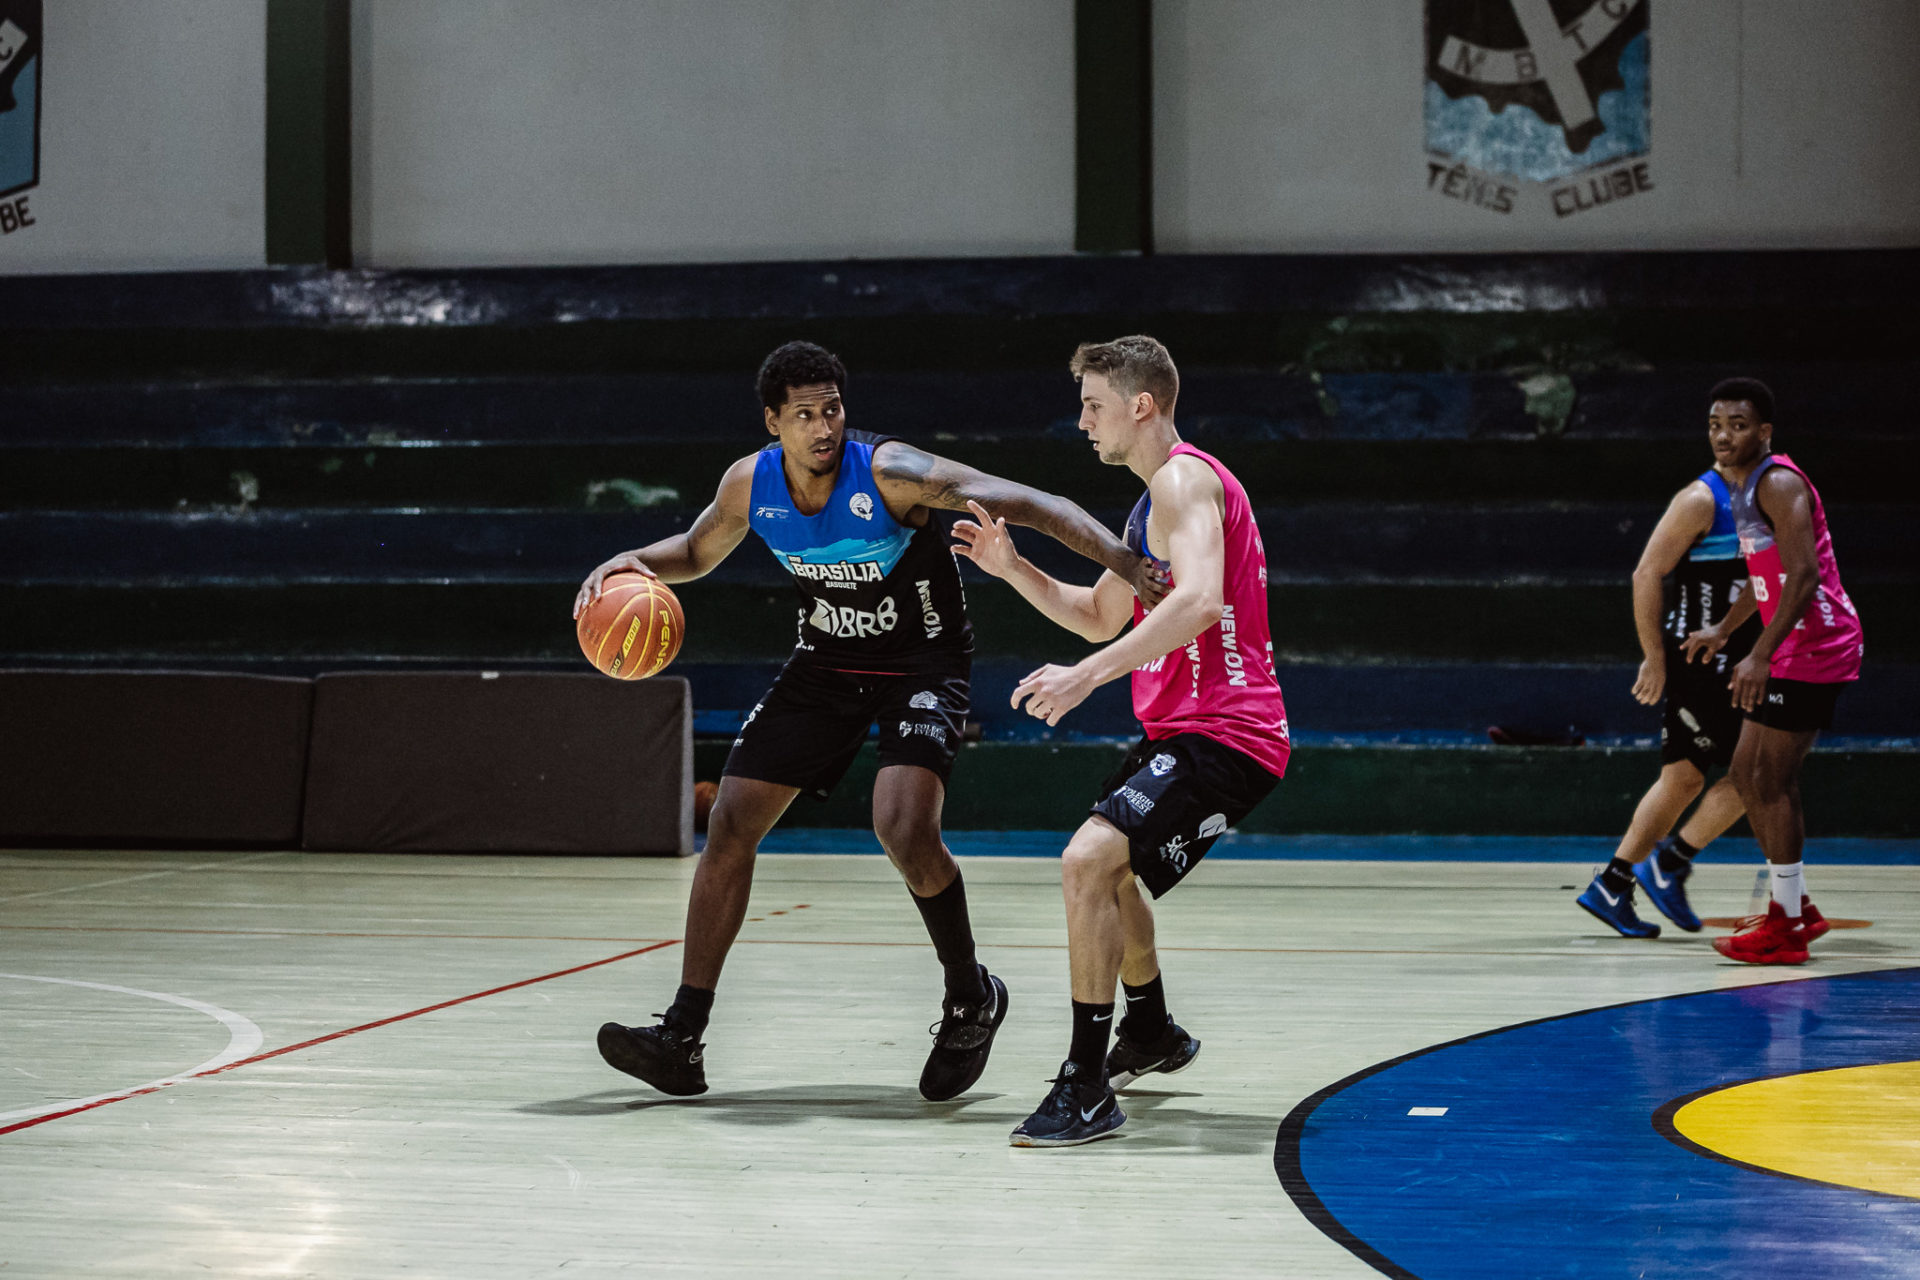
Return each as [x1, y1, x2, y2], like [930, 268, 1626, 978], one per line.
[1656, 834, 1699, 872]
[910, 871, 988, 1005]
[664, 984, 714, 1040]
[1119, 975, 1168, 1043]
[1068, 1000, 1115, 1083]
[1599, 857, 1636, 894]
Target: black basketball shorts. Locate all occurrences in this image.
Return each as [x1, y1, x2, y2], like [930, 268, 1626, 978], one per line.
[1745, 677, 1844, 734]
[1660, 663, 1744, 772]
[1090, 732, 1280, 899]
[723, 659, 970, 801]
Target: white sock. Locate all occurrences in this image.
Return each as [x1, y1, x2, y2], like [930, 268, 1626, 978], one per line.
[1770, 862, 1805, 918]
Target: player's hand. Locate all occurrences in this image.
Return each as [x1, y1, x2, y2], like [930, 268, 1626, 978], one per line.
[1128, 556, 1172, 608]
[1631, 654, 1666, 706]
[573, 553, 656, 618]
[1727, 651, 1768, 713]
[950, 500, 1020, 578]
[1681, 624, 1726, 666]
[1011, 662, 1096, 727]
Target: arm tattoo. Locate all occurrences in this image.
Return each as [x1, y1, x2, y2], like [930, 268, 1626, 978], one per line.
[876, 442, 1135, 575]
[876, 445, 966, 508]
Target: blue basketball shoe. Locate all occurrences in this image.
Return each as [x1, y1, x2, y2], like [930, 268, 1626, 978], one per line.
[1577, 875, 1660, 938]
[1634, 840, 1702, 932]
[1010, 1060, 1125, 1148]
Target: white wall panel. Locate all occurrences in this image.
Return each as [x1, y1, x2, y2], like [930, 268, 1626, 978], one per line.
[1155, 0, 1920, 252]
[354, 0, 1075, 267]
[0, 0, 265, 275]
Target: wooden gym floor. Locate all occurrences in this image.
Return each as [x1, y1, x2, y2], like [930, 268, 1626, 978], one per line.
[3, 843, 1917, 1278]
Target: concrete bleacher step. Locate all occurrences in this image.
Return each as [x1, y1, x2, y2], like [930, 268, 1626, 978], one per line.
[3, 253, 1913, 383]
[685, 738, 1917, 837]
[676, 660, 1919, 743]
[6, 579, 1915, 666]
[0, 364, 1911, 447]
[5, 502, 1907, 585]
[2, 436, 1910, 511]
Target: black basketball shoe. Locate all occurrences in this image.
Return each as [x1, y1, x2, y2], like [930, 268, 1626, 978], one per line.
[1106, 1017, 1201, 1090]
[597, 1020, 707, 1096]
[919, 970, 1009, 1101]
[1009, 1060, 1126, 1147]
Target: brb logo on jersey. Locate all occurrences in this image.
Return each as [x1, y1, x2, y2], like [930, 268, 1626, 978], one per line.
[0, 0, 41, 237]
[809, 595, 898, 639]
[1425, 0, 1650, 220]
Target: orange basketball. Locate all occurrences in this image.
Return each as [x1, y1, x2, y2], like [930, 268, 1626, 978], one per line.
[577, 573, 684, 680]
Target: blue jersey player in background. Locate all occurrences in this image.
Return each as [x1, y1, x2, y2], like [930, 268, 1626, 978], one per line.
[576, 342, 1163, 1102]
[1577, 420, 1761, 939]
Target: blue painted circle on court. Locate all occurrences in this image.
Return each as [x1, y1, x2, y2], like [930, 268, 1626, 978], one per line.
[1276, 967, 1920, 1279]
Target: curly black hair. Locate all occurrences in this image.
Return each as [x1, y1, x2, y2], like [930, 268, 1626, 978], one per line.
[1708, 377, 1775, 425]
[757, 342, 847, 412]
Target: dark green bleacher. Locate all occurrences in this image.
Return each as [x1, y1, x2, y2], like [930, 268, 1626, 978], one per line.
[2, 252, 1913, 834]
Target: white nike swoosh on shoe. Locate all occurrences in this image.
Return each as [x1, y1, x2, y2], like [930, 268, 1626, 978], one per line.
[1597, 885, 1620, 907]
[1648, 862, 1673, 889]
[1079, 1102, 1108, 1123]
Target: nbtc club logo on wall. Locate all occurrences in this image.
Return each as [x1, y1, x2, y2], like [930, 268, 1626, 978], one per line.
[0, 0, 39, 236]
[1425, 0, 1650, 219]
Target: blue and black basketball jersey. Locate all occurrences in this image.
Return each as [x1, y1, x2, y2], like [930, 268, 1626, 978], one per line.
[747, 430, 972, 672]
[1665, 468, 1757, 674]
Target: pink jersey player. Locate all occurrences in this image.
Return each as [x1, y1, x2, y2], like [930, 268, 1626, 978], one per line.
[1729, 453, 1864, 684]
[1124, 444, 1290, 778]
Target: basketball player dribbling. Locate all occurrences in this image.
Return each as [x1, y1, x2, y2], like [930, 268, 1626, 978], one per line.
[1681, 379, 1863, 965]
[574, 341, 1165, 1100]
[952, 336, 1289, 1145]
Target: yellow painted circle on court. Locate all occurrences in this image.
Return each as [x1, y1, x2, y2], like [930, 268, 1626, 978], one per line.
[1672, 1060, 1920, 1200]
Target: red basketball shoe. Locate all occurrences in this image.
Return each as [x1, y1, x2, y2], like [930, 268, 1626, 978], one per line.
[1713, 902, 1811, 965]
[1800, 898, 1830, 943]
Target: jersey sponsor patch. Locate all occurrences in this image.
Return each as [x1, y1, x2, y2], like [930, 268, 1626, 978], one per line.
[809, 596, 899, 638]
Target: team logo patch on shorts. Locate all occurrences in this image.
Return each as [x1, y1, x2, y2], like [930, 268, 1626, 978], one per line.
[1159, 834, 1189, 872]
[908, 690, 941, 711]
[1198, 813, 1228, 839]
[1149, 753, 1176, 777]
[898, 720, 947, 744]
[1117, 786, 1155, 815]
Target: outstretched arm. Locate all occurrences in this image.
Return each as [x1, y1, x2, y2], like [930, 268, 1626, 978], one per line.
[872, 440, 1165, 602]
[952, 500, 1136, 642]
[1011, 458, 1227, 726]
[572, 457, 753, 616]
[1629, 481, 1716, 706]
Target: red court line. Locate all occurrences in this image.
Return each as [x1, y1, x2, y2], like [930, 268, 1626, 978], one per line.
[0, 939, 679, 1138]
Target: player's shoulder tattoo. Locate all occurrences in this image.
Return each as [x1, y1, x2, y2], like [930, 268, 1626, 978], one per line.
[873, 440, 964, 506]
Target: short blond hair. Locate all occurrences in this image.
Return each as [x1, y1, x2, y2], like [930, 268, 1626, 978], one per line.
[1070, 335, 1178, 416]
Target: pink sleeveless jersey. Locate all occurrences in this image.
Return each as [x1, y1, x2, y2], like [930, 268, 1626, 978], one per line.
[1123, 444, 1290, 777]
[1730, 453, 1864, 683]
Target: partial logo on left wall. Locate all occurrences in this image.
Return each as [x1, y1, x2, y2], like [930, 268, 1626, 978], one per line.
[0, 0, 42, 237]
